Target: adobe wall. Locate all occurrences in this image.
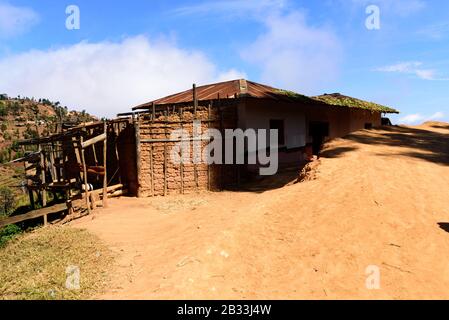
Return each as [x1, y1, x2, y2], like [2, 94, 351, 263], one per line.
[304, 105, 381, 141]
[137, 103, 239, 197]
[348, 109, 382, 132]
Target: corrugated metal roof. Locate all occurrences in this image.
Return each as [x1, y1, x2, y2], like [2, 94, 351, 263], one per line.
[132, 79, 399, 114]
[133, 79, 316, 110]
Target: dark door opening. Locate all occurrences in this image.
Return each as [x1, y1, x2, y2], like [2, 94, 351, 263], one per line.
[270, 119, 285, 146]
[309, 121, 329, 155]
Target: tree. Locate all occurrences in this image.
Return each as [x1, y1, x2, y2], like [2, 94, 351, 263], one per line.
[0, 187, 15, 215]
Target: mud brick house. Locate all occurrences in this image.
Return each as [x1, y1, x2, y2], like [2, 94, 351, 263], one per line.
[125, 79, 398, 197]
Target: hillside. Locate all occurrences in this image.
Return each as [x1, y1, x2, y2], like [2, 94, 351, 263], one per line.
[0, 94, 97, 219]
[71, 121, 449, 299]
[0, 94, 96, 163]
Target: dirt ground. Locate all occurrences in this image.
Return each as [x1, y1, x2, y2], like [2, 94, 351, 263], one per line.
[72, 122, 449, 300]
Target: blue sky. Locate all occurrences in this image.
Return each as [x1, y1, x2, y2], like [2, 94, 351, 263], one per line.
[0, 0, 448, 124]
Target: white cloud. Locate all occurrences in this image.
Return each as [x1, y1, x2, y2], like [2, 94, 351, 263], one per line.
[0, 2, 39, 38]
[398, 114, 424, 124]
[428, 112, 445, 121]
[399, 112, 445, 125]
[376, 61, 448, 81]
[0, 36, 245, 117]
[240, 10, 342, 94]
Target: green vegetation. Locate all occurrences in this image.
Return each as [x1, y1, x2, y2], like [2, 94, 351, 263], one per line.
[0, 101, 6, 117]
[0, 186, 15, 215]
[0, 225, 21, 248]
[313, 93, 399, 114]
[275, 89, 316, 104]
[0, 226, 114, 300]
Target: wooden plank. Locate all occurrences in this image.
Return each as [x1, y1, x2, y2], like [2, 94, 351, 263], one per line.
[140, 137, 210, 143]
[26, 163, 37, 171]
[0, 203, 67, 228]
[81, 133, 106, 149]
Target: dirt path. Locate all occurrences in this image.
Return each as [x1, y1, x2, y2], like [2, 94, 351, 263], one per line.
[73, 122, 449, 299]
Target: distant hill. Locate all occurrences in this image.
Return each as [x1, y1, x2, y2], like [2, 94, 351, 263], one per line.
[0, 94, 97, 163]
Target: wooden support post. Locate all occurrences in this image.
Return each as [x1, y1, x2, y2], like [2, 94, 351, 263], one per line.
[163, 109, 168, 196]
[218, 94, 224, 190]
[28, 189, 35, 210]
[208, 102, 211, 191]
[39, 146, 47, 208]
[150, 130, 154, 197]
[102, 121, 108, 208]
[114, 131, 121, 185]
[152, 102, 156, 121]
[50, 142, 58, 182]
[180, 107, 184, 194]
[135, 117, 141, 198]
[80, 136, 91, 215]
[193, 94, 199, 191]
[193, 83, 198, 116]
[92, 144, 98, 166]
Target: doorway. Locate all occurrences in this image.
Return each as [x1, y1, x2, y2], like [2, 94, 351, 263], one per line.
[309, 121, 329, 155]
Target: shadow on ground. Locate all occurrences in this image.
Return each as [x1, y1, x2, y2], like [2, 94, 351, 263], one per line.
[438, 223, 449, 234]
[320, 146, 358, 158]
[342, 125, 449, 166]
[228, 165, 301, 193]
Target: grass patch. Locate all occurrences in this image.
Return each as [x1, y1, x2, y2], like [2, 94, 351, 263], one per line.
[0, 224, 22, 247]
[0, 226, 113, 300]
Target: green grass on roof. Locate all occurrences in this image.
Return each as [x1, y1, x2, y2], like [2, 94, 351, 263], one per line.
[313, 94, 399, 114]
[274, 89, 316, 103]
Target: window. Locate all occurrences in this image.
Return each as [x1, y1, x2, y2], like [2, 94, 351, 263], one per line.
[269, 119, 285, 146]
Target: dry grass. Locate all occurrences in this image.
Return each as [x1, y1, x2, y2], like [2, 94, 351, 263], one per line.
[0, 226, 114, 300]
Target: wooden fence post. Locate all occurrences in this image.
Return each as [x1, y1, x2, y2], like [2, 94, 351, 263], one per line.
[135, 116, 141, 198]
[102, 121, 108, 208]
[80, 136, 91, 215]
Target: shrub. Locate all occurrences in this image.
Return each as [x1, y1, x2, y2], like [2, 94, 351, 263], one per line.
[0, 101, 6, 117]
[0, 224, 21, 247]
[0, 186, 15, 215]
